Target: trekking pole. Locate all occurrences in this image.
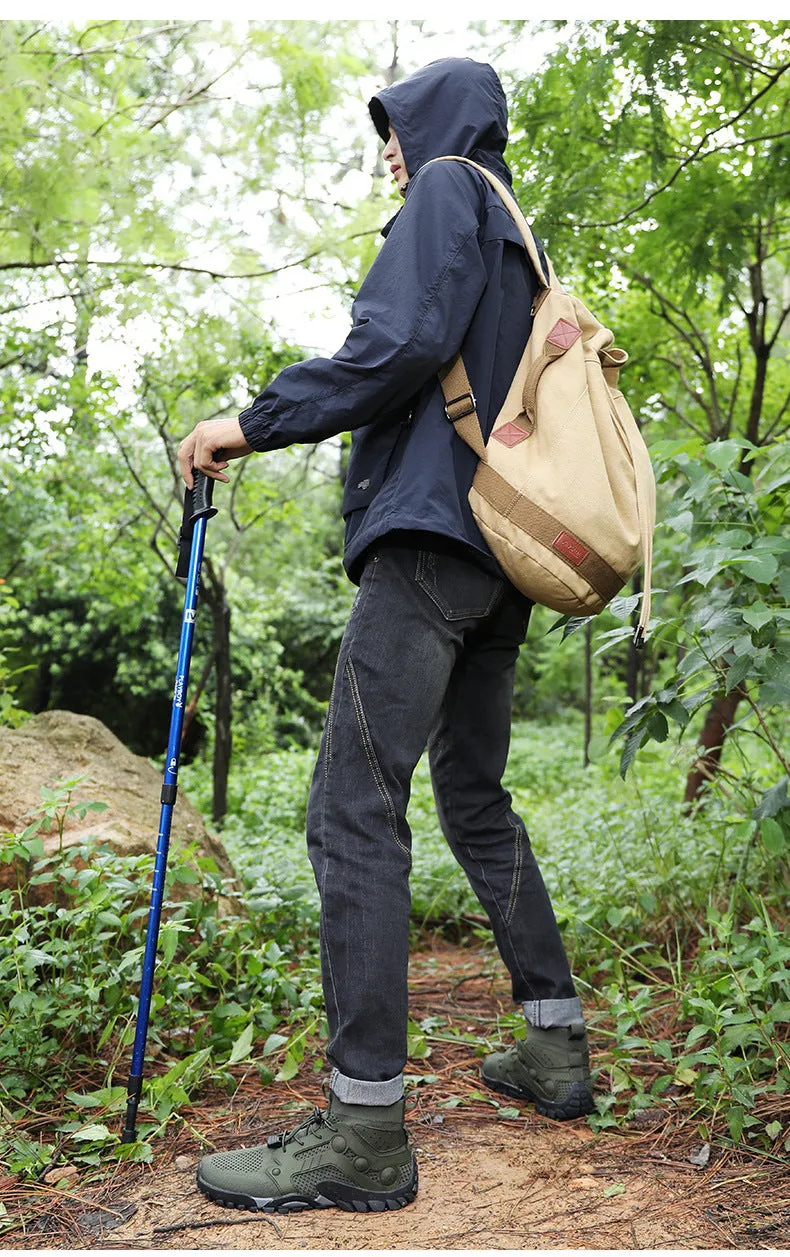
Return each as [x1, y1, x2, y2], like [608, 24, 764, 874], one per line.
[121, 469, 219, 1145]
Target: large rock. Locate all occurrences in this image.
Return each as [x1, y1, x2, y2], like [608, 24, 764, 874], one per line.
[0, 710, 241, 911]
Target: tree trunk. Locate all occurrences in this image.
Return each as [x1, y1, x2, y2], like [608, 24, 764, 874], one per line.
[683, 685, 745, 811]
[739, 252, 769, 474]
[583, 620, 592, 767]
[211, 593, 232, 824]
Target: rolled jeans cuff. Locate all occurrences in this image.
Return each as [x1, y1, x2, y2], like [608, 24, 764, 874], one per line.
[329, 1068, 404, 1106]
[523, 996, 584, 1029]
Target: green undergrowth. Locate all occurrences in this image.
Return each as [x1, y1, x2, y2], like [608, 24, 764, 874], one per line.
[1, 709, 788, 1203]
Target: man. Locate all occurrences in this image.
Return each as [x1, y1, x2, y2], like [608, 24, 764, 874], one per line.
[179, 57, 594, 1216]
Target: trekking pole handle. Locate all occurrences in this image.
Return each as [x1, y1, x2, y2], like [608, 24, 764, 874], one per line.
[191, 468, 218, 520]
[176, 468, 219, 581]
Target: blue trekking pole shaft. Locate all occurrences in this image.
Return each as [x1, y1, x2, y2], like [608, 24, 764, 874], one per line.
[121, 470, 218, 1145]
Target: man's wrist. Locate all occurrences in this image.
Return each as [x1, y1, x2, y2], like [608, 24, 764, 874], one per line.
[239, 407, 273, 453]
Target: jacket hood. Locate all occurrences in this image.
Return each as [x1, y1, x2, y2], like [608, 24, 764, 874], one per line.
[369, 57, 512, 190]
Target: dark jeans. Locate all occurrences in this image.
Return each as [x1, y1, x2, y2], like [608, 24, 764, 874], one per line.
[305, 543, 582, 1104]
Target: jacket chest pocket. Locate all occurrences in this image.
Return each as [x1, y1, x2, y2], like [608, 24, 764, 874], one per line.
[342, 414, 411, 517]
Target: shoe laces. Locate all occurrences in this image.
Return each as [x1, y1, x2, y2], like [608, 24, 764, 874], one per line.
[275, 1104, 337, 1150]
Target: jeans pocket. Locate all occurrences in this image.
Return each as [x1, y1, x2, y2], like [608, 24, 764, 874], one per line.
[415, 548, 504, 621]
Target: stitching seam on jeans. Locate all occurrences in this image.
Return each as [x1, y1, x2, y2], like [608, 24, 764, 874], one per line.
[344, 655, 410, 858]
[320, 857, 341, 1032]
[324, 690, 333, 784]
[505, 815, 523, 926]
[463, 834, 532, 995]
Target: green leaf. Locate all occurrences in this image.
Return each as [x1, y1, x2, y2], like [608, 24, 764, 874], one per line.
[586, 735, 611, 761]
[66, 1086, 126, 1112]
[658, 698, 689, 727]
[262, 1032, 289, 1057]
[275, 1051, 299, 1082]
[752, 778, 788, 820]
[705, 440, 742, 473]
[559, 615, 588, 640]
[674, 1066, 698, 1086]
[65, 1090, 102, 1108]
[161, 926, 179, 966]
[620, 725, 647, 779]
[728, 1106, 745, 1143]
[603, 1182, 626, 1198]
[467, 1089, 499, 1107]
[740, 554, 779, 585]
[725, 653, 755, 694]
[607, 593, 642, 619]
[228, 1022, 255, 1066]
[172, 866, 199, 884]
[760, 818, 787, 855]
[664, 510, 694, 533]
[73, 1123, 114, 1142]
[741, 602, 774, 630]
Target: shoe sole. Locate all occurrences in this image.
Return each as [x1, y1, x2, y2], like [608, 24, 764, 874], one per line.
[481, 1070, 595, 1121]
[196, 1159, 418, 1215]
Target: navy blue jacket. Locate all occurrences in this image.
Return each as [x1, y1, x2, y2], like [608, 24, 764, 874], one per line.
[238, 57, 542, 585]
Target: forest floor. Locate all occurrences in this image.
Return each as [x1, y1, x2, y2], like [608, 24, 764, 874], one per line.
[5, 939, 789, 1251]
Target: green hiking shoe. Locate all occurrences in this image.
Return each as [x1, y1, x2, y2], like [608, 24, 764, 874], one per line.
[481, 1019, 595, 1121]
[196, 1090, 417, 1214]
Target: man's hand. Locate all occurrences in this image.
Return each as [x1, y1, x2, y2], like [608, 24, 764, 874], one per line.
[177, 417, 254, 489]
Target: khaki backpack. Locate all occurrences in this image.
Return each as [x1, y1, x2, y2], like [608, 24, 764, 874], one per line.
[431, 156, 656, 647]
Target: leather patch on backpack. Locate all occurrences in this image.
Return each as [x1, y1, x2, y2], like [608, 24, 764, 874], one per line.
[552, 530, 589, 566]
[546, 319, 582, 350]
[492, 420, 531, 447]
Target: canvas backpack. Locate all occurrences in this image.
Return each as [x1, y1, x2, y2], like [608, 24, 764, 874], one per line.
[431, 156, 656, 647]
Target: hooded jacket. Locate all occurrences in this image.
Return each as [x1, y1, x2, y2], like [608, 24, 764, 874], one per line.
[238, 57, 542, 584]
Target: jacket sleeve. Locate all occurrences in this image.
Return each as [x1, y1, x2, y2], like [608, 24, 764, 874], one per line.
[237, 162, 488, 452]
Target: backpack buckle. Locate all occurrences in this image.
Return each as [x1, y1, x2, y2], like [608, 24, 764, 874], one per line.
[444, 391, 477, 422]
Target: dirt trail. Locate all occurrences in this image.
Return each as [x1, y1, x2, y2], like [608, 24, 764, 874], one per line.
[6, 941, 788, 1250]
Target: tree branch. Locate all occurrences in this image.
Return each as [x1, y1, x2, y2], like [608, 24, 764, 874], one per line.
[767, 302, 790, 352]
[145, 55, 245, 131]
[0, 282, 114, 317]
[655, 354, 715, 431]
[563, 60, 790, 230]
[630, 269, 723, 429]
[0, 229, 381, 282]
[28, 22, 198, 70]
[724, 343, 743, 439]
[763, 385, 790, 442]
[112, 426, 178, 546]
[714, 128, 790, 153]
[655, 392, 711, 442]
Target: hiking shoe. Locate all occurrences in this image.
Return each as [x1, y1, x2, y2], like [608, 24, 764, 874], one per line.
[196, 1090, 417, 1214]
[481, 1019, 595, 1121]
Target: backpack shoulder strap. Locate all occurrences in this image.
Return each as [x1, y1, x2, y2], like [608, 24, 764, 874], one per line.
[427, 155, 550, 289]
[438, 354, 487, 459]
[429, 155, 549, 458]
